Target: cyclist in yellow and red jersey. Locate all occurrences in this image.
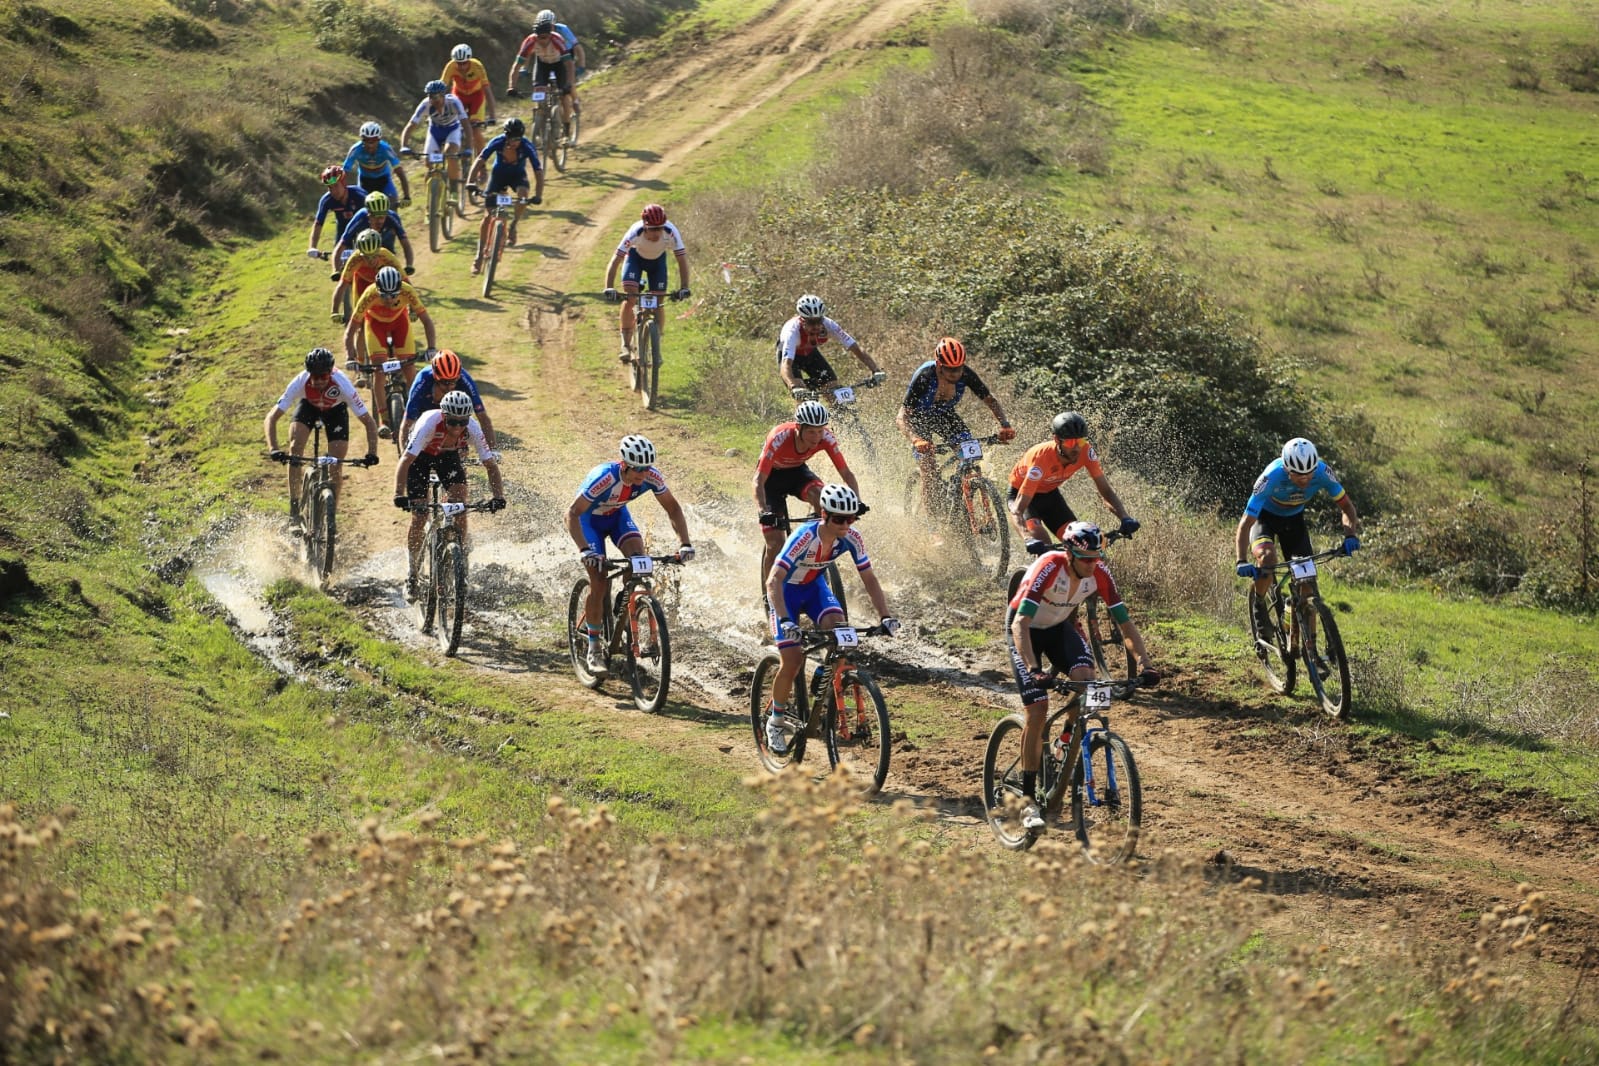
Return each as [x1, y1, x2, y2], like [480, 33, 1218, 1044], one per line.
[1008, 411, 1139, 556]
[329, 229, 404, 323]
[342, 266, 437, 437]
[264, 347, 380, 523]
[442, 43, 496, 157]
[394, 390, 506, 599]
[753, 400, 862, 593]
[1006, 521, 1158, 832]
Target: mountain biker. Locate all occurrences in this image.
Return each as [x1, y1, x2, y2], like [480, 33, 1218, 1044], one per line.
[342, 266, 437, 437]
[1009, 411, 1139, 555]
[398, 80, 472, 186]
[394, 390, 507, 599]
[896, 337, 1015, 517]
[602, 204, 691, 364]
[265, 348, 380, 523]
[330, 228, 404, 323]
[307, 165, 367, 264]
[754, 401, 862, 595]
[330, 191, 416, 276]
[441, 43, 496, 157]
[399, 349, 496, 451]
[341, 121, 410, 204]
[777, 294, 885, 398]
[565, 435, 695, 678]
[545, 10, 586, 135]
[465, 117, 545, 276]
[1007, 521, 1158, 832]
[1234, 437, 1361, 650]
[509, 10, 576, 142]
[761, 484, 900, 756]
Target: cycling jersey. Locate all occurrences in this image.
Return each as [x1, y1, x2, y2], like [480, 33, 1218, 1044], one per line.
[476, 134, 542, 185]
[404, 368, 485, 421]
[517, 31, 571, 65]
[901, 360, 991, 417]
[405, 408, 492, 460]
[614, 221, 686, 262]
[1245, 458, 1346, 518]
[340, 207, 408, 248]
[1008, 439, 1103, 493]
[275, 370, 369, 417]
[441, 58, 490, 111]
[554, 23, 579, 52]
[409, 93, 470, 132]
[352, 282, 426, 329]
[776, 315, 855, 365]
[314, 186, 368, 242]
[337, 248, 404, 297]
[756, 422, 846, 477]
[773, 520, 870, 587]
[575, 461, 667, 516]
[341, 139, 404, 191]
[1009, 550, 1123, 631]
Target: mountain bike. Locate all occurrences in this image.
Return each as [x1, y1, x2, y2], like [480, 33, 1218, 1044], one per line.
[1248, 547, 1352, 719]
[409, 472, 499, 656]
[904, 433, 1010, 583]
[270, 421, 375, 587]
[750, 623, 892, 797]
[469, 189, 529, 299]
[795, 376, 881, 466]
[565, 554, 682, 713]
[312, 248, 353, 323]
[1010, 528, 1138, 697]
[625, 288, 688, 411]
[403, 146, 471, 252]
[982, 675, 1145, 860]
[345, 345, 421, 456]
[526, 80, 572, 173]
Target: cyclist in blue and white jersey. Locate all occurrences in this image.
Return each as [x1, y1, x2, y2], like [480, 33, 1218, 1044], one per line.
[330, 191, 416, 275]
[896, 336, 1015, 518]
[398, 350, 496, 451]
[760, 483, 900, 756]
[398, 81, 473, 186]
[1234, 436, 1362, 637]
[342, 121, 410, 203]
[565, 435, 694, 677]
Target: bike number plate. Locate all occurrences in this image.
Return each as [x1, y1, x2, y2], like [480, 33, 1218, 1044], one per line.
[317, 455, 340, 466]
[630, 556, 655, 575]
[442, 502, 466, 516]
[497, 194, 514, 207]
[532, 90, 548, 102]
[833, 626, 859, 648]
[639, 294, 659, 310]
[1085, 683, 1112, 710]
[959, 440, 983, 460]
[381, 359, 402, 373]
[428, 151, 444, 164]
[1291, 558, 1318, 581]
[832, 387, 855, 404]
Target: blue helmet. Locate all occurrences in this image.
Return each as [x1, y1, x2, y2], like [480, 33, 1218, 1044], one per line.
[425, 79, 448, 96]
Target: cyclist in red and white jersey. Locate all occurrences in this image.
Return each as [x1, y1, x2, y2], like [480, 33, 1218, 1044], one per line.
[1006, 521, 1157, 832]
[753, 400, 861, 591]
[777, 294, 885, 398]
[1009, 411, 1139, 554]
[264, 347, 380, 523]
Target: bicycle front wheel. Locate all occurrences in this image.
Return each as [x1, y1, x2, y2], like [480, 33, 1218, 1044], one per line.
[387, 390, 405, 456]
[551, 113, 569, 172]
[1070, 730, 1142, 864]
[751, 651, 811, 773]
[962, 476, 1010, 584]
[624, 593, 671, 713]
[825, 668, 891, 797]
[414, 536, 438, 634]
[1086, 598, 1136, 698]
[1304, 599, 1352, 719]
[481, 222, 503, 299]
[436, 540, 467, 656]
[311, 486, 336, 586]
[427, 177, 443, 253]
[981, 714, 1042, 851]
[640, 319, 661, 410]
[1248, 587, 1296, 695]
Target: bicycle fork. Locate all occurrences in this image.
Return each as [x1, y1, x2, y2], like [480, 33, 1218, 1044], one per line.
[1077, 723, 1120, 808]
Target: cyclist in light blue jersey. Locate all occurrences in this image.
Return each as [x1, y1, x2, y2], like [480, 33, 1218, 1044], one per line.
[342, 121, 410, 203]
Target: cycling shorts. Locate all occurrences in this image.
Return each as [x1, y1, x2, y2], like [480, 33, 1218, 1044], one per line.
[906, 413, 973, 458]
[456, 90, 488, 121]
[770, 581, 844, 648]
[782, 350, 838, 389]
[621, 250, 669, 293]
[424, 126, 464, 155]
[484, 168, 530, 195]
[759, 465, 823, 531]
[364, 316, 418, 359]
[1249, 510, 1313, 561]
[292, 401, 350, 442]
[1007, 485, 1076, 540]
[578, 507, 643, 556]
[1007, 617, 1093, 705]
[533, 58, 572, 92]
[358, 173, 399, 200]
[405, 450, 467, 498]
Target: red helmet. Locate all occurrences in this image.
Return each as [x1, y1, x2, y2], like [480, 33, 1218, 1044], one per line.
[934, 337, 966, 368]
[640, 203, 667, 227]
[431, 350, 462, 380]
[320, 164, 345, 185]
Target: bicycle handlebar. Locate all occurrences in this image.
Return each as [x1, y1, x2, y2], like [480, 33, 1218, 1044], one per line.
[930, 433, 1006, 455]
[1048, 673, 1150, 696]
[792, 623, 890, 649]
[270, 453, 377, 467]
[1259, 546, 1350, 574]
[797, 376, 881, 401]
[345, 354, 423, 373]
[410, 499, 499, 515]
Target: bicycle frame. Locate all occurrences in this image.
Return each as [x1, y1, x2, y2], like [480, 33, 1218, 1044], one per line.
[1250, 545, 1352, 718]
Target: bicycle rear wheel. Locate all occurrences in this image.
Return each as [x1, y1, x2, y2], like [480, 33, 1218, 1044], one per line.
[751, 651, 812, 773]
[1304, 599, 1352, 719]
[311, 486, 336, 586]
[436, 540, 467, 656]
[624, 593, 671, 713]
[962, 476, 1010, 583]
[427, 177, 443, 253]
[825, 668, 890, 797]
[566, 577, 608, 688]
[1248, 587, 1296, 695]
[1070, 730, 1142, 864]
[481, 221, 503, 299]
[414, 535, 438, 634]
[551, 113, 569, 172]
[981, 714, 1043, 851]
[640, 319, 661, 410]
[1086, 598, 1136, 698]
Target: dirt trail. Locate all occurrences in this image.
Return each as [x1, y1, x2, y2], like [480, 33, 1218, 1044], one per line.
[254, 0, 1597, 996]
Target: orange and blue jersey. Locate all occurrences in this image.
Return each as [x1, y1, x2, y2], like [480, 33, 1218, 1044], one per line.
[901, 360, 992, 417]
[1245, 459, 1346, 518]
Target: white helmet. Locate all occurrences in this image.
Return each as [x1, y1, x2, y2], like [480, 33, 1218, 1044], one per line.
[796, 294, 825, 319]
[358, 121, 382, 138]
[818, 483, 861, 516]
[619, 434, 656, 468]
[374, 266, 403, 295]
[451, 43, 472, 62]
[794, 400, 829, 427]
[1281, 437, 1319, 475]
[440, 391, 473, 418]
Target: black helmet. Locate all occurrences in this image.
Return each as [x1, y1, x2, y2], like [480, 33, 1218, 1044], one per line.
[305, 347, 336, 375]
[1051, 411, 1088, 441]
[503, 117, 525, 137]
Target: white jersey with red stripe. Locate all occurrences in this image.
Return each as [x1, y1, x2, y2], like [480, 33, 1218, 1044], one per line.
[1009, 551, 1122, 629]
[275, 370, 369, 417]
[404, 409, 493, 460]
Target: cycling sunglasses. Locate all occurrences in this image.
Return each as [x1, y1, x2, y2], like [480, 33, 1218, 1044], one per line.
[444, 416, 470, 427]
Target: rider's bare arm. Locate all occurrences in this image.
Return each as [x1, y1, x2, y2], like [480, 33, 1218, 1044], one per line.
[859, 569, 891, 622]
[657, 489, 692, 549]
[674, 249, 690, 291]
[1090, 472, 1130, 522]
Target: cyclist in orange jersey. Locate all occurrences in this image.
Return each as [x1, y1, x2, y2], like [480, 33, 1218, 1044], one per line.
[1008, 411, 1139, 555]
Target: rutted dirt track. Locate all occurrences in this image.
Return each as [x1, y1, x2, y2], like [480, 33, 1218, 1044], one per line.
[238, 0, 1597, 992]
